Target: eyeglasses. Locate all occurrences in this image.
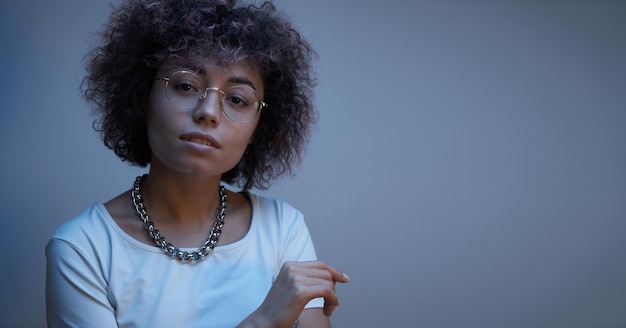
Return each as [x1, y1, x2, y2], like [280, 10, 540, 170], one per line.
[155, 70, 267, 122]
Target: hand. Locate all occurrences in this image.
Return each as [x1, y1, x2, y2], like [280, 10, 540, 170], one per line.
[249, 260, 350, 327]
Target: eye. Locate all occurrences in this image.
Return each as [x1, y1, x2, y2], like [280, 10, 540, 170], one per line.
[168, 71, 204, 95]
[223, 86, 260, 110]
[224, 90, 251, 108]
[225, 95, 247, 107]
[173, 82, 198, 93]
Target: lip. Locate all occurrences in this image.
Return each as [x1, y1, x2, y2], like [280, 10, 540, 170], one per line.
[180, 132, 222, 149]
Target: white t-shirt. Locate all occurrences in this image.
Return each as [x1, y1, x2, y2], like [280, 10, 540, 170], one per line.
[46, 193, 322, 328]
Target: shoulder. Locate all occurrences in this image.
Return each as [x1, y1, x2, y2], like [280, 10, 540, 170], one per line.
[246, 193, 313, 244]
[247, 193, 302, 219]
[46, 203, 119, 274]
[49, 203, 114, 249]
[248, 193, 305, 233]
[245, 193, 318, 263]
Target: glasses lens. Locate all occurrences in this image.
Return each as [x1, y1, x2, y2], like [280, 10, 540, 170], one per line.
[165, 71, 204, 109]
[222, 86, 262, 122]
[162, 71, 264, 121]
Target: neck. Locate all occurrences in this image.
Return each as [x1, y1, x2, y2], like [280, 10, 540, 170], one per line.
[140, 168, 224, 224]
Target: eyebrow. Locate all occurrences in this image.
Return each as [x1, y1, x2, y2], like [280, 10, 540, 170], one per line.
[189, 67, 259, 91]
[226, 77, 258, 90]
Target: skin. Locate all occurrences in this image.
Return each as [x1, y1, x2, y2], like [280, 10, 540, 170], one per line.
[104, 61, 349, 327]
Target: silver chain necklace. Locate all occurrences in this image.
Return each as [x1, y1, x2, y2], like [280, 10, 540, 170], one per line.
[131, 174, 227, 262]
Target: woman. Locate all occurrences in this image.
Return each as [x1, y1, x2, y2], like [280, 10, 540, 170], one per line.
[45, 0, 349, 327]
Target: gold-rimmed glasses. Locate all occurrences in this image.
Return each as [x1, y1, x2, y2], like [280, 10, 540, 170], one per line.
[156, 70, 267, 122]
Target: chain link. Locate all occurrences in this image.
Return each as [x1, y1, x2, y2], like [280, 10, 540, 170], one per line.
[131, 174, 227, 262]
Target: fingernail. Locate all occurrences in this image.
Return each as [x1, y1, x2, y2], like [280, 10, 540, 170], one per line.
[342, 272, 351, 282]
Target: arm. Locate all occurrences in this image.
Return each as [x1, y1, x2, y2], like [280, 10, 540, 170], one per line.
[46, 239, 117, 328]
[298, 308, 331, 328]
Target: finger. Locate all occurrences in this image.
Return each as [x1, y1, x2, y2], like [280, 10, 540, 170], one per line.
[319, 263, 350, 283]
[336, 271, 351, 283]
[294, 261, 351, 283]
[323, 304, 337, 317]
[298, 278, 340, 306]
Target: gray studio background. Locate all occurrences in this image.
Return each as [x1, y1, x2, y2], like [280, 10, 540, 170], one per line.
[1, 0, 625, 327]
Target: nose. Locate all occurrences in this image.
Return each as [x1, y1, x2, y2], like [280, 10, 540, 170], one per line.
[193, 87, 222, 124]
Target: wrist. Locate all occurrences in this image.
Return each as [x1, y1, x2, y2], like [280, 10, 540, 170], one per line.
[236, 311, 273, 328]
[237, 311, 299, 328]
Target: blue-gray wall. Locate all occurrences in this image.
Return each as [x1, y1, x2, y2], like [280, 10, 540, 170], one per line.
[1, 1, 624, 327]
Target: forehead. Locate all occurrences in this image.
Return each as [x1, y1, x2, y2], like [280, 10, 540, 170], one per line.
[161, 57, 259, 76]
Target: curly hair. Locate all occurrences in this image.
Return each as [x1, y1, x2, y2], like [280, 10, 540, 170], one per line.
[82, 0, 317, 190]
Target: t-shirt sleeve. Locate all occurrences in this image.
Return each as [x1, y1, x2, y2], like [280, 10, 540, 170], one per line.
[46, 238, 117, 327]
[278, 205, 325, 309]
[279, 209, 317, 263]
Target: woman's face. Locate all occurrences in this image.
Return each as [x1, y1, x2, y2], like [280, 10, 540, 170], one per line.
[145, 61, 264, 178]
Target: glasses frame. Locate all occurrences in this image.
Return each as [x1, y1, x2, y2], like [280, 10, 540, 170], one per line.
[155, 70, 267, 123]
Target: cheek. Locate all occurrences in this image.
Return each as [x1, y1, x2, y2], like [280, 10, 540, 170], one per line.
[145, 101, 181, 147]
[247, 124, 258, 144]
[225, 125, 255, 150]
[224, 122, 259, 158]
[241, 121, 260, 145]
[146, 90, 180, 126]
